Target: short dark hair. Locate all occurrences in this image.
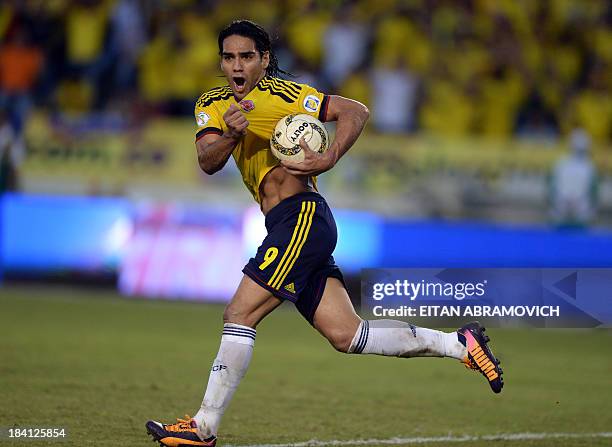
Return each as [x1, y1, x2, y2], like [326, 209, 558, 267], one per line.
[218, 20, 289, 78]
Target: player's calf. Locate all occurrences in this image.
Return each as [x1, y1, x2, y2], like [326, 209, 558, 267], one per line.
[324, 326, 357, 353]
[346, 319, 466, 358]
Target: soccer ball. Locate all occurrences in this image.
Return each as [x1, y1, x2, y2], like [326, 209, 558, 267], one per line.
[270, 114, 329, 163]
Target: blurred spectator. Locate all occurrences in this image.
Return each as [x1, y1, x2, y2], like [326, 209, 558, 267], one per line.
[285, 4, 330, 70]
[138, 20, 176, 107]
[563, 64, 612, 143]
[476, 65, 526, 137]
[322, 4, 368, 89]
[0, 25, 43, 134]
[64, 0, 115, 109]
[515, 92, 560, 143]
[0, 110, 23, 192]
[374, 13, 427, 74]
[139, 7, 221, 114]
[420, 69, 475, 136]
[110, 0, 146, 94]
[371, 58, 419, 133]
[549, 129, 598, 228]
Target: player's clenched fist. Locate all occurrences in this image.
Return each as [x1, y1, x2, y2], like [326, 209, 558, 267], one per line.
[223, 104, 249, 139]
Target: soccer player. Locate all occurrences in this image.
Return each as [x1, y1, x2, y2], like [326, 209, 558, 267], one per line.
[146, 20, 503, 447]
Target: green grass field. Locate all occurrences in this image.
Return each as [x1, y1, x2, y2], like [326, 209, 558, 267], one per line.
[1, 285, 611, 447]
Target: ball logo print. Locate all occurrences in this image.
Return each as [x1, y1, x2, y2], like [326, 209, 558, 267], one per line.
[290, 122, 309, 143]
[270, 114, 329, 163]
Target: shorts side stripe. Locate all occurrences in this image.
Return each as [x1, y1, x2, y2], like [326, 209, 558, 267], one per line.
[270, 201, 313, 289]
[267, 201, 308, 287]
[271, 201, 313, 289]
[272, 201, 316, 289]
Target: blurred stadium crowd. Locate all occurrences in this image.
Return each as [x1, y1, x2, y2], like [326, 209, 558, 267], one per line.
[1, 0, 611, 142]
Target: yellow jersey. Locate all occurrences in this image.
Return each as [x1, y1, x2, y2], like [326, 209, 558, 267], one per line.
[194, 76, 329, 204]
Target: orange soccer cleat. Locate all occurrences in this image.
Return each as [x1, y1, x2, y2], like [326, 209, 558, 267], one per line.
[458, 322, 504, 393]
[146, 415, 217, 447]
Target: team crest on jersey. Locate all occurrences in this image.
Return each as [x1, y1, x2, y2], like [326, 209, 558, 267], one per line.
[239, 99, 255, 112]
[196, 112, 210, 126]
[303, 95, 320, 112]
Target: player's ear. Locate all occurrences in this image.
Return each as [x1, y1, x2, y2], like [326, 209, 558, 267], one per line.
[262, 51, 270, 70]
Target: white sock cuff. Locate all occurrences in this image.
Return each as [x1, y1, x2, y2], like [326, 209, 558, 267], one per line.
[348, 320, 369, 354]
[221, 323, 256, 346]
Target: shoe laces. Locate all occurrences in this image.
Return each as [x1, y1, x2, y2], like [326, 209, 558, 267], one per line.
[164, 415, 195, 432]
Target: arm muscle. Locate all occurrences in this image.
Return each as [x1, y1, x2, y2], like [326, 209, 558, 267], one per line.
[324, 95, 369, 164]
[196, 134, 239, 175]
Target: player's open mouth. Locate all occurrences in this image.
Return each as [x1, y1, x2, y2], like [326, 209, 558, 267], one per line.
[233, 76, 246, 92]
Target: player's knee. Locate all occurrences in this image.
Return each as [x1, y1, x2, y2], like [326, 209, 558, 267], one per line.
[223, 304, 256, 328]
[326, 328, 354, 353]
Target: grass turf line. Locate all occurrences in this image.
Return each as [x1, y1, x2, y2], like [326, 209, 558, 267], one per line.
[0, 285, 611, 447]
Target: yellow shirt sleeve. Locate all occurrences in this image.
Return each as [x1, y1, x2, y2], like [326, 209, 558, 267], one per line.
[296, 83, 330, 122]
[194, 88, 230, 141]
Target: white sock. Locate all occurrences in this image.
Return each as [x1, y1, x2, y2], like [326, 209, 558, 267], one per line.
[348, 319, 466, 360]
[193, 323, 255, 438]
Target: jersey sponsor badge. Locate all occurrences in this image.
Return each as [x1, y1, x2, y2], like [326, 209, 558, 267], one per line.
[303, 95, 320, 112]
[196, 112, 210, 126]
[239, 99, 255, 112]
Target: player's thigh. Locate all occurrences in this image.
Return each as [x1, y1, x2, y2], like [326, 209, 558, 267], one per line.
[224, 274, 283, 328]
[313, 277, 361, 352]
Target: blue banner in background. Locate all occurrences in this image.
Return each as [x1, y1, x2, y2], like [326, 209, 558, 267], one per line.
[361, 269, 612, 328]
[380, 221, 612, 267]
[1, 193, 132, 272]
[3, 192, 612, 307]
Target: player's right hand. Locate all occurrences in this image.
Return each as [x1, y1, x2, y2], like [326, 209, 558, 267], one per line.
[223, 103, 249, 139]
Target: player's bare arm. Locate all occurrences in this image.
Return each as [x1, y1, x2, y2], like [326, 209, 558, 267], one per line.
[281, 95, 369, 176]
[197, 104, 249, 175]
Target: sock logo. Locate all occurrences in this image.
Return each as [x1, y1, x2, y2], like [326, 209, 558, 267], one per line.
[409, 324, 417, 337]
[212, 364, 227, 372]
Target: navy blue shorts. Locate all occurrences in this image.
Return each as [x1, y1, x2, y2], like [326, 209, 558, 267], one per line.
[243, 192, 345, 324]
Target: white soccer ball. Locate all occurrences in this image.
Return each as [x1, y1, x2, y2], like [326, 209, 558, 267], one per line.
[270, 114, 329, 163]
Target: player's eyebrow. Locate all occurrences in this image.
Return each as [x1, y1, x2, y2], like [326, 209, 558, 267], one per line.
[222, 51, 256, 57]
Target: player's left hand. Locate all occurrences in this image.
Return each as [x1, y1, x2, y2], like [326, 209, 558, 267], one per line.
[281, 138, 337, 176]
